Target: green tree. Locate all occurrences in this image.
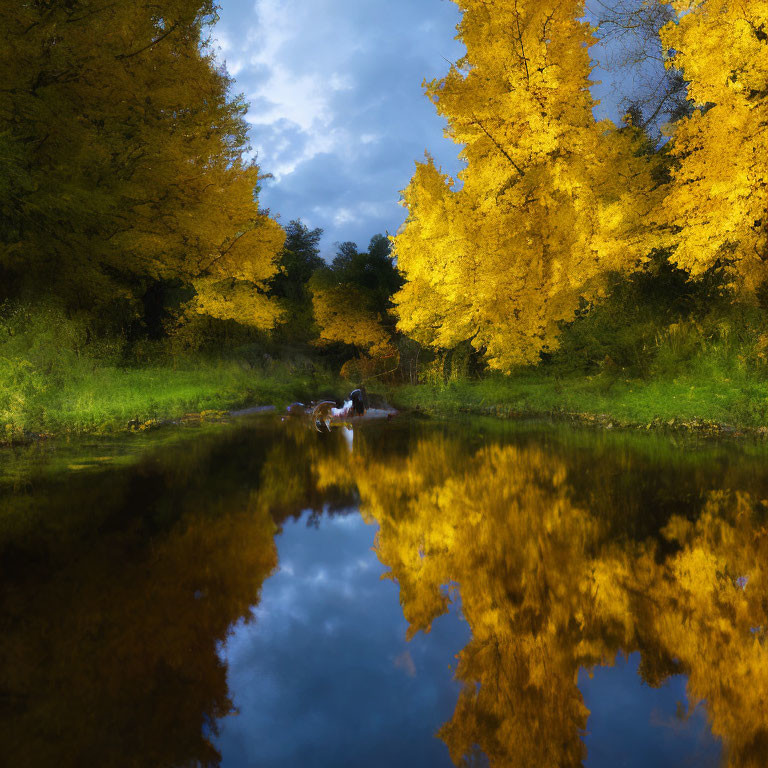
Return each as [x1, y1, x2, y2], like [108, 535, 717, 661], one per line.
[0, 0, 283, 337]
[270, 220, 325, 344]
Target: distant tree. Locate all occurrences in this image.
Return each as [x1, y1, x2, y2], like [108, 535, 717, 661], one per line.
[329, 235, 403, 316]
[272, 220, 325, 301]
[310, 235, 402, 358]
[270, 220, 325, 344]
[586, 0, 693, 136]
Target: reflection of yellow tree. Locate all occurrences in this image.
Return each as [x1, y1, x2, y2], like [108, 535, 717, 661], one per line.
[326, 430, 768, 768]
[643, 492, 768, 768]
[359, 442, 614, 766]
[0, 421, 356, 768]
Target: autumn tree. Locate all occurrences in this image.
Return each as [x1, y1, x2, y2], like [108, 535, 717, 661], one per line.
[0, 0, 283, 335]
[310, 236, 401, 358]
[393, 0, 659, 370]
[655, 0, 768, 292]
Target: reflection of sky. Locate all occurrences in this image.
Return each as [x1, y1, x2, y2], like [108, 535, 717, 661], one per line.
[580, 655, 722, 768]
[215, 511, 467, 768]
[215, 510, 723, 767]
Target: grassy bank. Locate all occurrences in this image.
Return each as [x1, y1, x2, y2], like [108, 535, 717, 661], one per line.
[388, 370, 768, 433]
[7, 362, 768, 442]
[0, 360, 344, 442]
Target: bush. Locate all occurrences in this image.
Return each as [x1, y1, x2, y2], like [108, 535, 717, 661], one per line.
[551, 252, 741, 378]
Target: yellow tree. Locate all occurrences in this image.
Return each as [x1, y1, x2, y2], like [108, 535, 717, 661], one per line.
[0, 0, 283, 330]
[656, 0, 768, 292]
[393, 0, 658, 369]
[310, 282, 393, 355]
[308, 239, 401, 362]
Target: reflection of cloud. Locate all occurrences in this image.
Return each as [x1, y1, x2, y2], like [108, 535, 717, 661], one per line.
[216, 510, 468, 767]
[394, 649, 417, 678]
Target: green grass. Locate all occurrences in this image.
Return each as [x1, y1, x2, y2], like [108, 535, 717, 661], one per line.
[5, 358, 768, 441]
[0, 359, 344, 441]
[4, 298, 768, 440]
[387, 368, 768, 432]
[0, 302, 351, 440]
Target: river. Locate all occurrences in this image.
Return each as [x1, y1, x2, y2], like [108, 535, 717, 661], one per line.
[1, 414, 766, 767]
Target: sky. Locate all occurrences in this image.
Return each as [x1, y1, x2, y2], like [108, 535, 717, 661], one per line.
[212, 0, 642, 258]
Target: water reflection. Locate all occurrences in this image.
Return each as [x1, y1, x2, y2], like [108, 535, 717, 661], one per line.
[0, 421, 354, 768]
[1, 417, 767, 766]
[344, 436, 768, 767]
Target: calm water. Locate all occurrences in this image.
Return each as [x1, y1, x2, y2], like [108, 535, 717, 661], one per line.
[1, 415, 767, 767]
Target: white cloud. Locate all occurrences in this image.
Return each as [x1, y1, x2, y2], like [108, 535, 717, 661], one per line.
[333, 208, 356, 227]
[213, 0, 465, 253]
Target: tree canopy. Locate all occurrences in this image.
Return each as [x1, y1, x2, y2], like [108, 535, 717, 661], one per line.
[0, 0, 283, 333]
[655, 0, 768, 292]
[392, 0, 658, 370]
[310, 235, 402, 357]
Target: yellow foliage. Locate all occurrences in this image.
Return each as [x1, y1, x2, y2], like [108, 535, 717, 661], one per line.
[190, 275, 283, 329]
[393, 0, 659, 370]
[311, 282, 392, 355]
[656, 0, 768, 291]
[0, 1, 284, 326]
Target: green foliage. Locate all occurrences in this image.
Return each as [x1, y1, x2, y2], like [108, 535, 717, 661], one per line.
[550, 252, 741, 377]
[0, 302, 342, 439]
[328, 235, 403, 318]
[269, 220, 325, 345]
[418, 341, 484, 385]
[390, 370, 768, 430]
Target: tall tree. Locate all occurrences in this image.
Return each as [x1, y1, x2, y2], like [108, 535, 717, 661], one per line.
[655, 0, 768, 292]
[392, 0, 658, 370]
[0, 0, 283, 330]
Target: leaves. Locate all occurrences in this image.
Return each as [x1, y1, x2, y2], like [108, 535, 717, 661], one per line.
[0, 0, 283, 331]
[655, 0, 768, 291]
[393, 0, 659, 371]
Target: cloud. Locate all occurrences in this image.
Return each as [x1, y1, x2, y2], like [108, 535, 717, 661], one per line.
[213, 0, 465, 256]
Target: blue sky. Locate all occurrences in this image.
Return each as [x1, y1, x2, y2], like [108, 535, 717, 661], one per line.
[212, 0, 643, 258]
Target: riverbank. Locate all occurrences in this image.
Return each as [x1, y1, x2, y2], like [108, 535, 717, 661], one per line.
[0, 361, 344, 444]
[387, 371, 768, 436]
[5, 362, 768, 444]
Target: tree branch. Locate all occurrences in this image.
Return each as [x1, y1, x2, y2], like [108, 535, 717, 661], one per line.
[471, 115, 526, 177]
[116, 22, 180, 61]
